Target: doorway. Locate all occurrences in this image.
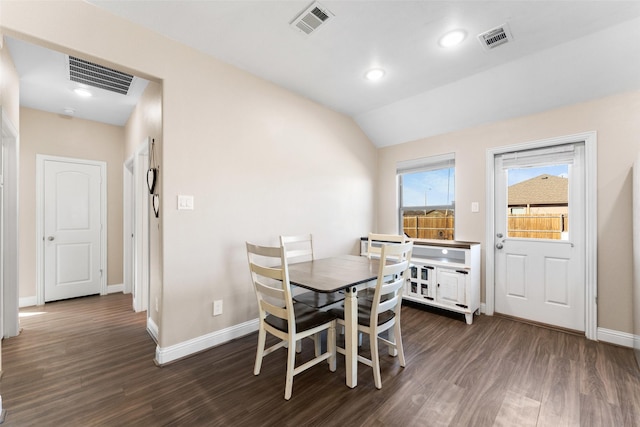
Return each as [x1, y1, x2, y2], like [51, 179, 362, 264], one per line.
[36, 155, 107, 304]
[486, 132, 598, 339]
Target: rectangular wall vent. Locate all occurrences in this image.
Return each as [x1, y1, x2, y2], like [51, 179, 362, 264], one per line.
[68, 56, 134, 95]
[290, 2, 334, 36]
[478, 23, 513, 51]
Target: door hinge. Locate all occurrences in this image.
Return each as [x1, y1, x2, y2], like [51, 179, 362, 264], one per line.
[100, 269, 103, 277]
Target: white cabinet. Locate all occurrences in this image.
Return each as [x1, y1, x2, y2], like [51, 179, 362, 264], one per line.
[362, 238, 480, 324]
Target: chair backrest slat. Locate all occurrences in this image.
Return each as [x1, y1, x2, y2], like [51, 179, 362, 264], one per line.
[367, 233, 406, 259]
[280, 234, 314, 264]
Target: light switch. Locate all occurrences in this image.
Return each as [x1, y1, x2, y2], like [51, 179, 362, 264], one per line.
[471, 202, 479, 213]
[177, 195, 194, 210]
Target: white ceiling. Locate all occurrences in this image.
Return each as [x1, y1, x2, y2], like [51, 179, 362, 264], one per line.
[6, 36, 149, 127]
[8, 1, 640, 147]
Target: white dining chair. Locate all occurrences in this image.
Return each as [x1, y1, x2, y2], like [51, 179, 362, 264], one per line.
[246, 242, 337, 400]
[280, 234, 345, 355]
[330, 241, 413, 389]
[363, 232, 407, 301]
[280, 234, 345, 309]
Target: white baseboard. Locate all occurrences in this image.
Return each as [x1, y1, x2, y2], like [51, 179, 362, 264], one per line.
[147, 317, 159, 343]
[155, 318, 259, 365]
[19, 296, 37, 308]
[107, 283, 124, 294]
[597, 327, 635, 348]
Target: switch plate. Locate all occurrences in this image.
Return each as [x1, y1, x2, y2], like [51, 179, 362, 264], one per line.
[177, 195, 194, 210]
[471, 202, 479, 213]
[213, 300, 223, 316]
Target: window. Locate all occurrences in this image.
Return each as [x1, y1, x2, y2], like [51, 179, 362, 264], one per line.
[498, 144, 575, 240]
[398, 153, 455, 240]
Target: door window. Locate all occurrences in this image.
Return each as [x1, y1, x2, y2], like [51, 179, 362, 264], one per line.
[506, 164, 569, 240]
[498, 144, 575, 240]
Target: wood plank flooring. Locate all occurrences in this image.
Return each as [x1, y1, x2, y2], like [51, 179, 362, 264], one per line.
[1, 294, 639, 426]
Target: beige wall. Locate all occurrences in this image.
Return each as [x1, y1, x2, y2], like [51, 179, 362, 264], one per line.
[379, 90, 640, 334]
[1, 1, 377, 350]
[124, 81, 163, 329]
[19, 108, 125, 297]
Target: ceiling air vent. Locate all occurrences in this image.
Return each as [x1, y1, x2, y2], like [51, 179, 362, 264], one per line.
[290, 2, 334, 36]
[68, 56, 134, 95]
[477, 23, 513, 51]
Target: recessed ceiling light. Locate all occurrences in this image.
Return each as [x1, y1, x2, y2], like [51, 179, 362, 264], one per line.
[74, 88, 92, 97]
[365, 68, 385, 82]
[62, 108, 75, 116]
[439, 29, 467, 48]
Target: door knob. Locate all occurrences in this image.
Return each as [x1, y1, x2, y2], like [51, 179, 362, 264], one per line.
[495, 242, 503, 249]
[47, 236, 55, 241]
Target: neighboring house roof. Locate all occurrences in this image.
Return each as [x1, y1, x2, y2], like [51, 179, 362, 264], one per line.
[509, 174, 568, 206]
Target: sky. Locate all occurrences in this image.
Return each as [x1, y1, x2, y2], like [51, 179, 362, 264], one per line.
[401, 164, 569, 207]
[507, 164, 568, 186]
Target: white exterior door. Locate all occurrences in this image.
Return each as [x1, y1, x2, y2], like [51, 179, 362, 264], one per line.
[43, 157, 104, 302]
[494, 143, 586, 331]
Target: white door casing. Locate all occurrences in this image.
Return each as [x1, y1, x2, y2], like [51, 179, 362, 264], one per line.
[485, 132, 597, 339]
[37, 155, 107, 304]
[1, 110, 19, 338]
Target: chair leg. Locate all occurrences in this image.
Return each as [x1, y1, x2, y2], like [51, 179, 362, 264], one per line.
[328, 323, 336, 372]
[314, 332, 322, 357]
[387, 326, 398, 357]
[285, 337, 296, 400]
[296, 340, 302, 353]
[371, 331, 382, 389]
[254, 327, 266, 375]
[394, 321, 406, 367]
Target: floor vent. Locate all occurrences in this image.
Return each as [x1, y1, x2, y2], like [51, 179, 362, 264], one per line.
[290, 2, 334, 36]
[477, 23, 513, 51]
[68, 56, 134, 95]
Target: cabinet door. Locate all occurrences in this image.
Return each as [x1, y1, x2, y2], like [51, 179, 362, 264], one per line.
[420, 266, 435, 299]
[408, 265, 435, 299]
[437, 268, 467, 307]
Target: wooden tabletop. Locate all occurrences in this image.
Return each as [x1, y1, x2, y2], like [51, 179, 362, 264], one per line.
[288, 255, 381, 293]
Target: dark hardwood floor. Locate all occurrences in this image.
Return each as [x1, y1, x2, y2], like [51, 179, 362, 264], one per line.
[1, 293, 639, 426]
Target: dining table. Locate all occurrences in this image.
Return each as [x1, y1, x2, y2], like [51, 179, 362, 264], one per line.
[287, 254, 383, 388]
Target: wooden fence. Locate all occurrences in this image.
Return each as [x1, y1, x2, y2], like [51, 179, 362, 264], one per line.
[508, 214, 568, 239]
[403, 213, 567, 240]
[403, 215, 454, 240]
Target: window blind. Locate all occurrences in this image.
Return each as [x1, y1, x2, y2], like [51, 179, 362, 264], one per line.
[499, 144, 575, 169]
[397, 152, 455, 174]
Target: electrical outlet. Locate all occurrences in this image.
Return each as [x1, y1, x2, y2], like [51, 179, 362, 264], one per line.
[213, 300, 223, 316]
[155, 297, 159, 312]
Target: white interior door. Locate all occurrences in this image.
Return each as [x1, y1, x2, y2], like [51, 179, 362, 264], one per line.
[43, 157, 104, 302]
[494, 143, 586, 331]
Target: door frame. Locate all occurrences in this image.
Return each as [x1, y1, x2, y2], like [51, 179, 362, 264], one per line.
[36, 154, 107, 305]
[1, 109, 19, 338]
[123, 138, 150, 313]
[485, 131, 598, 340]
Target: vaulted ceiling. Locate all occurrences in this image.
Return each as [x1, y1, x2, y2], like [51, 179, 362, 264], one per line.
[8, 1, 640, 147]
